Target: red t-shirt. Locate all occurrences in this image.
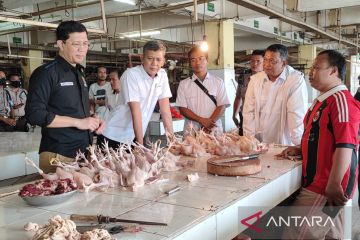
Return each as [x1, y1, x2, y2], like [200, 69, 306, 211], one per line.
[301, 86, 360, 198]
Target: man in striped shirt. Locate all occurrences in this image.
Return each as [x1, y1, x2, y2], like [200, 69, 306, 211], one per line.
[281, 50, 360, 239]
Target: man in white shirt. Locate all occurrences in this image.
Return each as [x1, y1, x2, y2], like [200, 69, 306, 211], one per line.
[89, 66, 112, 120]
[176, 45, 230, 135]
[0, 70, 15, 131]
[243, 44, 308, 145]
[100, 41, 173, 147]
[106, 69, 123, 113]
[233, 49, 264, 135]
[6, 73, 28, 131]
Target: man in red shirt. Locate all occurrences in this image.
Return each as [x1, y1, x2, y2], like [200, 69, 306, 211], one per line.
[280, 50, 360, 239]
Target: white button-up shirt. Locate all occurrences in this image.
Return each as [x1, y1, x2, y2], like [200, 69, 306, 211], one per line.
[89, 81, 112, 120]
[243, 65, 308, 145]
[176, 73, 230, 135]
[103, 65, 172, 143]
[107, 90, 123, 112]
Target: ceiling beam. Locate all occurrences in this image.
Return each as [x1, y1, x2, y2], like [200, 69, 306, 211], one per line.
[79, 0, 206, 23]
[227, 0, 359, 48]
[0, 15, 106, 35]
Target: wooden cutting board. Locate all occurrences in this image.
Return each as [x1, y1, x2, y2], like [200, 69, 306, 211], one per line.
[207, 155, 261, 176]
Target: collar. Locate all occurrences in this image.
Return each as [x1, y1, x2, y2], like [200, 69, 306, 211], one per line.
[317, 84, 348, 102]
[140, 65, 159, 79]
[56, 55, 84, 73]
[278, 66, 288, 82]
[191, 72, 210, 82]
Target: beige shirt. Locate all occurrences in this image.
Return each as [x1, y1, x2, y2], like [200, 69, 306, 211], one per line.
[243, 65, 308, 145]
[176, 73, 230, 135]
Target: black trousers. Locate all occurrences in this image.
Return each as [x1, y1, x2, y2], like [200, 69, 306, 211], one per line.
[238, 112, 244, 136]
[96, 135, 122, 149]
[0, 117, 28, 132]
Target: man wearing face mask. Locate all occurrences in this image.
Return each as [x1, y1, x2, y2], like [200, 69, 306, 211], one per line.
[0, 70, 15, 131]
[5, 73, 28, 132]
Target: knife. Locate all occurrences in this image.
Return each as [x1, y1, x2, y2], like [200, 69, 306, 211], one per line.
[209, 154, 259, 165]
[70, 214, 168, 226]
[76, 224, 124, 234]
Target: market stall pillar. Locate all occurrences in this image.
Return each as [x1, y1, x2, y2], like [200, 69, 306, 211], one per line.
[205, 19, 236, 131]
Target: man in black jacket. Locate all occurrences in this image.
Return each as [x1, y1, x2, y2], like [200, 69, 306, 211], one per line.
[25, 21, 105, 173]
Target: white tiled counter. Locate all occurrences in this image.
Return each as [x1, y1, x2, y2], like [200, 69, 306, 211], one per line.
[0, 131, 41, 180]
[0, 147, 302, 240]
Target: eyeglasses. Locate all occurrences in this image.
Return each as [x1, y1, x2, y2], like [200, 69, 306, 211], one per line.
[63, 41, 90, 49]
[263, 58, 281, 65]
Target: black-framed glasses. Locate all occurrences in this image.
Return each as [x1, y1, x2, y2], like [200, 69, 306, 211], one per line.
[63, 40, 90, 49]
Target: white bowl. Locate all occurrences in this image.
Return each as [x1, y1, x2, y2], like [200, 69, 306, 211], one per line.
[20, 190, 77, 206]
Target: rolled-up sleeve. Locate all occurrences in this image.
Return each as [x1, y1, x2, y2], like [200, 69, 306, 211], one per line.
[158, 72, 172, 100]
[121, 70, 141, 103]
[25, 68, 56, 127]
[215, 79, 230, 107]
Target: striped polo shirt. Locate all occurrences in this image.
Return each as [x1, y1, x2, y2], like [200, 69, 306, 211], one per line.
[301, 85, 360, 198]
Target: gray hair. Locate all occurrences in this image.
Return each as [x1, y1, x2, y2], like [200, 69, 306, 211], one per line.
[143, 40, 166, 54]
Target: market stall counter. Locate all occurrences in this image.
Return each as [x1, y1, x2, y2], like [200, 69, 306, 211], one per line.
[0, 131, 41, 180]
[0, 146, 302, 239]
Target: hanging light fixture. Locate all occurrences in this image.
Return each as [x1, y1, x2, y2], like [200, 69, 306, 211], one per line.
[113, 0, 136, 6]
[200, 35, 208, 52]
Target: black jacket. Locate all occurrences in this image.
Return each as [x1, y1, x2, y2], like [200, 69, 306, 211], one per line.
[25, 55, 92, 158]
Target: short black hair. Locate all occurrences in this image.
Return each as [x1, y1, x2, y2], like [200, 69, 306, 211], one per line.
[143, 40, 166, 54]
[56, 21, 88, 41]
[318, 50, 346, 81]
[8, 73, 20, 81]
[266, 44, 288, 61]
[188, 45, 208, 59]
[109, 69, 123, 77]
[97, 66, 107, 73]
[252, 49, 265, 57]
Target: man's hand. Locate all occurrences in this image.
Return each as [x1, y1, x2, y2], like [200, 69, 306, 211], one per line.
[166, 132, 176, 145]
[1, 117, 16, 126]
[325, 181, 348, 206]
[75, 117, 101, 132]
[232, 115, 240, 128]
[95, 99, 106, 106]
[12, 103, 24, 109]
[277, 146, 302, 158]
[199, 117, 216, 130]
[95, 119, 106, 135]
[4, 118, 16, 126]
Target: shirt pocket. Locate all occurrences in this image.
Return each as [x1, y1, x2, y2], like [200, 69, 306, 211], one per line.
[55, 79, 79, 108]
[154, 84, 163, 97]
